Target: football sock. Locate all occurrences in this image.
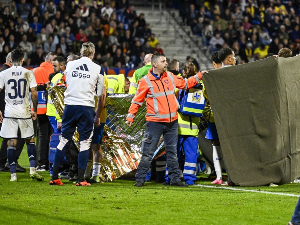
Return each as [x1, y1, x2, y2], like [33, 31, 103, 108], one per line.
[212, 145, 222, 180]
[78, 150, 89, 170]
[92, 163, 101, 177]
[7, 146, 16, 174]
[27, 142, 36, 168]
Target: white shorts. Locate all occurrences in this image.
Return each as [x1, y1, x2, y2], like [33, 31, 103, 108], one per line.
[0, 118, 34, 139]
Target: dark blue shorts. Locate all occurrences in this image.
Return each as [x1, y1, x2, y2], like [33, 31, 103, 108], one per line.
[61, 105, 95, 141]
[92, 123, 105, 144]
[206, 121, 219, 140]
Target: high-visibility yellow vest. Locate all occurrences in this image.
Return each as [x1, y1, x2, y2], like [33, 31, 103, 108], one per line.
[95, 74, 108, 123]
[178, 112, 200, 136]
[107, 74, 125, 93]
[46, 72, 64, 122]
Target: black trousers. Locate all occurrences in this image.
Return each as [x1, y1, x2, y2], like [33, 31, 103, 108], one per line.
[37, 114, 52, 167]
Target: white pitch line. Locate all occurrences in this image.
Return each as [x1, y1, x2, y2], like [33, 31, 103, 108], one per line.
[195, 184, 300, 197]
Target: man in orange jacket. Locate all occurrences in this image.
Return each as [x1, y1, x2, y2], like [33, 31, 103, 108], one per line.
[126, 53, 204, 187]
[32, 52, 57, 171]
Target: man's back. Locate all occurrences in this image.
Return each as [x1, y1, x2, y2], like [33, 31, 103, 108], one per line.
[64, 56, 104, 107]
[0, 66, 36, 118]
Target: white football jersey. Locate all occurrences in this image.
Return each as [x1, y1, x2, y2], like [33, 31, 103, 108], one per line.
[0, 66, 37, 118]
[64, 57, 104, 107]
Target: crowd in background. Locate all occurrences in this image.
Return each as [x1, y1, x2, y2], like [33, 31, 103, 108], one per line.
[0, 0, 164, 69]
[1, 0, 300, 69]
[176, 0, 300, 64]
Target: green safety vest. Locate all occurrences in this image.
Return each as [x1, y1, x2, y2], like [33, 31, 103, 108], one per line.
[135, 64, 152, 83]
[46, 73, 64, 122]
[107, 74, 125, 93]
[128, 63, 152, 94]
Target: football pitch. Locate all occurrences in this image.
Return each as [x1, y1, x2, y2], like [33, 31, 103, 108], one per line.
[0, 150, 299, 225]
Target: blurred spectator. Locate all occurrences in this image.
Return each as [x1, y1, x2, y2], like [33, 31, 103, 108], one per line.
[291, 25, 300, 42]
[95, 40, 107, 55]
[142, 40, 153, 54]
[0, 37, 5, 53]
[2, 6, 14, 26]
[57, 0, 67, 14]
[46, 19, 58, 34]
[44, 35, 57, 52]
[113, 48, 126, 67]
[32, 38, 43, 53]
[202, 24, 213, 46]
[31, 47, 45, 66]
[17, 0, 31, 20]
[63, 27, 75, 51]
[104, 20, 117, 37]
[19, 34, 33, 55]
[75, 28, 88, 43]
[103, 52, 113, 67]
[209, 33, 224, 53]
[36, 28, 49, 44]
[186, 4, 198, 28]
[89, 1, 102, 16]
[268, 37, 280, 54]
[27, 27, 37, 43]
[122, 29, 134, 46]
[0, 45, 10, 63]
[254, 44, 269, 59]
[242, 16, 252, 32]
[153, 43, 164, 54]
[7, 34, 18, 51]
[193, 17, 204, 35]
[234, 6, 244, 24]
[101, 1, 114, 18]
[28, 6, 40, 24]
[15, 26, 26, 43]
[30, 16, 42, 35]
[137, 13, 146, 29]
[99, 30, 109, 48]
[148, 33, 158, 48]
[130, 40, 143, 66]
[56, 36, 69, 56]
[46, 0, 57, 17]
[41, 11, 51, 27]
[240, 42, 254, 63]
[109, 30, 120, 46]
[15, 17, 30, 32]
[213, 14, 228, 31]
[88, 30, 99, 44]
[9, 1, 18, 18]
[52, 11, 63, 26]
[125, 5, 137, 23]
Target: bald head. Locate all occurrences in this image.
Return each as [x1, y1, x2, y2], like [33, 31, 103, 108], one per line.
[144, 53, 153, 65]
[45, 52, 57, 63]
[6, 52, 12, 65]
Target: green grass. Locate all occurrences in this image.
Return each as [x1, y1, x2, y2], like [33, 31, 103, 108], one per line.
[0, 150, 299, 225]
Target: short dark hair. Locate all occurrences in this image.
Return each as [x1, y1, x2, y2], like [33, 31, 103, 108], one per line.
[218, 47, 233, 62]
[151, 53, 165, 64]
[53, 56, 66, 65]
[211, 51, 221, 64]
[278, 48, 292, 58]
[11, 48, 24, 63]
[167, 58, 179, 70]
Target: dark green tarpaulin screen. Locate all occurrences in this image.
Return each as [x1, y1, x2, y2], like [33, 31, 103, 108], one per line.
[202, 56, 300, 186]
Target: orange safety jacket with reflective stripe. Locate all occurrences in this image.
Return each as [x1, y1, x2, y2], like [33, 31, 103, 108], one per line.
[31, 62, 54, 114]
[127, 69, 203, 123]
